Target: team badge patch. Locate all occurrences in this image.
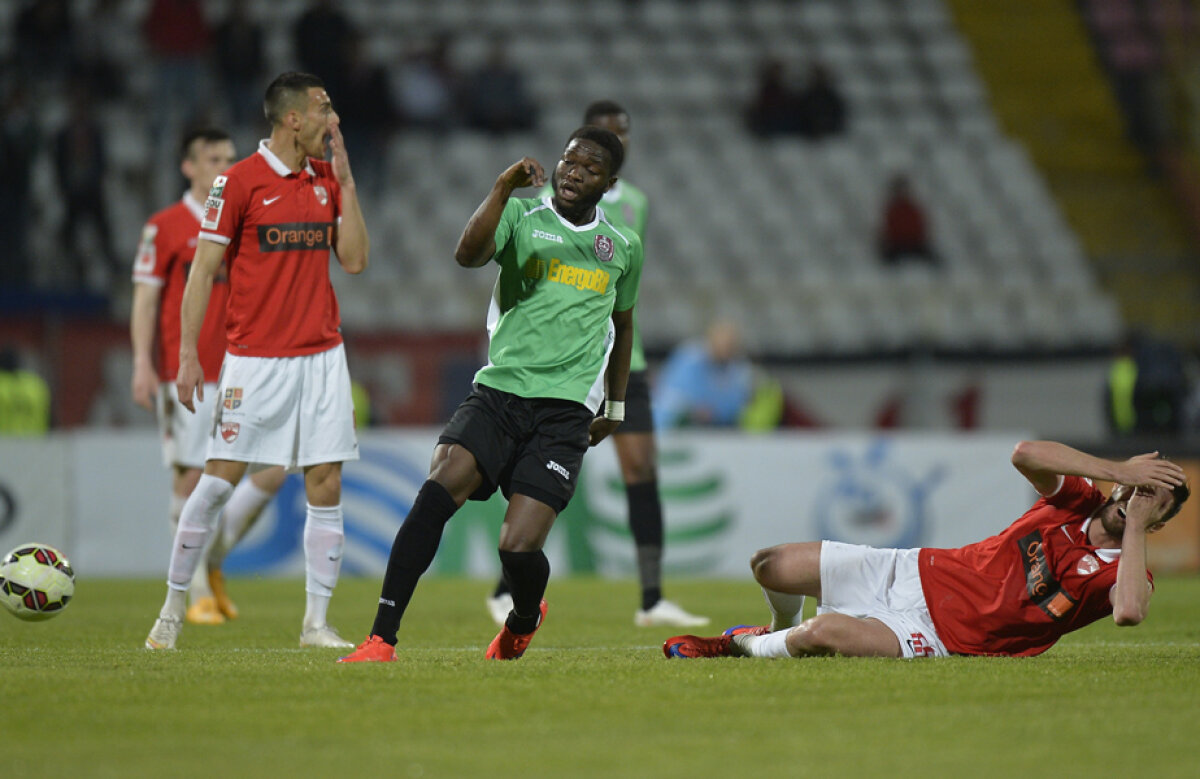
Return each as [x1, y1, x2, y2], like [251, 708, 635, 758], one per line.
[313, 185, 328, 206]
[223, 387, 243, 410]
[1076, 554, 1100, 576]
[133, 224, 158, 273]
[202, 175, 228, 230]
[220, 422, 240, 443]
[593, 234, 614, 263]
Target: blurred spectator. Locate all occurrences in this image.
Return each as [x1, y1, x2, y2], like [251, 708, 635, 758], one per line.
[1106, 332, 1189, 436]
[878, 174, 936, 265]
[0, 84, 39, 292]
[461, 40, 538, 134]
[71, 0, 129, 104]
[293, 0, 355, 93]
[142, 0, 214, 159]
[53, 85, 120, 291]
[653, 320, 754, 429]
[1106, 337, 1139, 435]
[795, 62, 847, 140]
[745, 57, 801, 137]
[393, 33, 459, 131]
[14, 0, 74, 89]
[212, 3, 265, 131]
[0, 346, 51, 436]
[337, 31, 396, 195]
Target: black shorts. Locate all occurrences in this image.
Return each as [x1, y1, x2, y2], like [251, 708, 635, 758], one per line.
[439, 384, 593, 513]
[607, 369, 654, 434]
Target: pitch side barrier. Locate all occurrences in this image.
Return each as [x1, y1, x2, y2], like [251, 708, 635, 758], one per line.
[1, 430, 1196, 577]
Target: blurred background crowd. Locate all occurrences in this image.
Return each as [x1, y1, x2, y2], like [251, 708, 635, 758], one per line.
[2, 0, 1200, 441]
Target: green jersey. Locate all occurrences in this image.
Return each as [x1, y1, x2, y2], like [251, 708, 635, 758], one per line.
[474, 196, 644, 411]
[539, 180, 650, 371]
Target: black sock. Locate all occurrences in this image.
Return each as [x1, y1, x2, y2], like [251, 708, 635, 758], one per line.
[492, 575, 511, 598]
[499, 549, 549, 635]
[371, 480, 459, 644]
[627, 480, 664, 610]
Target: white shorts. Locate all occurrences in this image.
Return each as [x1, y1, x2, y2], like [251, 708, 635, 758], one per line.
[206, 344, 359, 471]
[818, 541, 949, 658]
[157, 381, 219, 469]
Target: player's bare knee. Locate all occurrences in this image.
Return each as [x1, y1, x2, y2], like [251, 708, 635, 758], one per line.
[789, 617, 837, 656]
[750, 545, 785, 585]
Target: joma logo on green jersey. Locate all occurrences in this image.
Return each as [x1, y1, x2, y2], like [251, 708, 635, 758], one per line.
[547, 257, 610, 293]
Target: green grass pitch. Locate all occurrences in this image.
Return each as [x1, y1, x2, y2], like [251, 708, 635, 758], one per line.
[3, 575, 1199, 778]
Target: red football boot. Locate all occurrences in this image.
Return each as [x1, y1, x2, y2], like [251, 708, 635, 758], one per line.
[336, 635, 397, 663]
[486, 599, 548, 660]
[662, 633, 734, 659]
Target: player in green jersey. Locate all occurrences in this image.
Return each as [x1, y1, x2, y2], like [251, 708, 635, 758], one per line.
[340, 125, 640, 662]
[487, 100, 708, 629]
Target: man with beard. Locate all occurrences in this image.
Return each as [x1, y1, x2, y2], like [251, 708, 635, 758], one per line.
[665, 440, 1189, 659]
[340, 125, 642, 663]
[145, 72, 369, 651]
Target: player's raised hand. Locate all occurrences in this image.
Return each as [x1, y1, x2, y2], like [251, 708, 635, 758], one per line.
[175, 354, 205, 414]
[327, 118, 355, 188]
[499, 157, 546, 190]
[1118, 452, 1186, 491]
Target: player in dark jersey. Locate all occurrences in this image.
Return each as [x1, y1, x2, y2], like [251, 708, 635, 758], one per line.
[663, 441, 1188, 659]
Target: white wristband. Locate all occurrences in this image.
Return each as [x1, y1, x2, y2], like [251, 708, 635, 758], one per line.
[605, 400, 625, 422]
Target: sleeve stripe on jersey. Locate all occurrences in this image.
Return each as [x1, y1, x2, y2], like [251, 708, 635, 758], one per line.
[132, 274, 165, 287]
[598, 212, 631, 246]
[198, 231, 231, 246]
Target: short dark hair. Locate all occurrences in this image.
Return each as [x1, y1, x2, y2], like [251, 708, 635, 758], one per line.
[179, 126, 231, 161]
[1164, 479, 1190, 522]
[263, 71, 325, 126]
[583, 99, 627, 125]
[567, 125, 624, 176]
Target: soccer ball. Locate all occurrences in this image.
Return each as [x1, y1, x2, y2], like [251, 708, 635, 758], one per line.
[0, 543, 75, 621]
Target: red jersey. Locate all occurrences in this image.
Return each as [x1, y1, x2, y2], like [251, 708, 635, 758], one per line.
[918, 476, 1151, 657]
[198, 141, 343, 357]
[132, 192, 229, 382]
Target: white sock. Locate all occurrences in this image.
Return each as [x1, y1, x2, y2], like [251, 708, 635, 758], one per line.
[737, 629, 793, 658]
[762, 587, 806, 632]
[210, 479, 274, 567]
[169, 493, 186, 536]
[161, 587, 187, 619]
[165, 474, 234, 600]
[189, 532, 214, 600]
[302, 503, 344, 628]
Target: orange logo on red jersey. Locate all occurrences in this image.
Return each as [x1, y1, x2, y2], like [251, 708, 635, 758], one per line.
[256, 222, 333, 252]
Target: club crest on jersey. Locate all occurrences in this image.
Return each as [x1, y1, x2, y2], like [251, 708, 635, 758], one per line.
[1076, 554, 1100, 576]
[220, 422, 240, 443]
[593, 234, 614, 263]
[313, 185, 328, 206]
[223, 387, 243, 410]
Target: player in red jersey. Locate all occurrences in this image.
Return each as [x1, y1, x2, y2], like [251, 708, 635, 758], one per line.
[131, 127, 286, 626]
[663, 440, 1189, 660]
[146, 72, 369, 651]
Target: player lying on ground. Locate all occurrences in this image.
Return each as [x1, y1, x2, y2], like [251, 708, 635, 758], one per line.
[664, 440, 1189, 659]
